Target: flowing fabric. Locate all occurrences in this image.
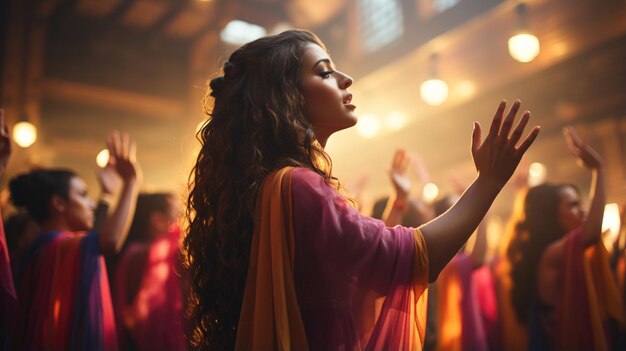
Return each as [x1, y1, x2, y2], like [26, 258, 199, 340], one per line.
[472, 263, 498, 351]
[12, 231, 117, 351]
[485, 256, 528, 351]
[0, 209, 17, 349]
[236, 167, 429, 350]
[435, 253, 488, 351]
[113, 228, 187, 351]
[556, 228, 625, 351]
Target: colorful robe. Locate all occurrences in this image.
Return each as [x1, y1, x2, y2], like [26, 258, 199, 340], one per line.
[113, 228, 186, 351]
[552, 228, 624, 350]
[12, 231, 117, 351]
[1, 209, 17, 349]
[235, 167, 429, 350]
[434, 253, 488, 351]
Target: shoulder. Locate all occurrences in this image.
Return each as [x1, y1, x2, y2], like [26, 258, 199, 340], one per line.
[289, 167, 335, 198]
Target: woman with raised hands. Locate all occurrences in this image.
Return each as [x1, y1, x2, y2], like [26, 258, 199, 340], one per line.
[9, 131, 141, 351]
[184, 29, 540, 350]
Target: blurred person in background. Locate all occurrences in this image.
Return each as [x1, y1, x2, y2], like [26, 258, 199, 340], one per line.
[113, 192, 187, 351]
[506, 126, 624, 350]
[8, 132, 141, 351]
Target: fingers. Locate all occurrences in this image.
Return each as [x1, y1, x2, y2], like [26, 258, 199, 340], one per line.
[499, 100, 521, 139]
[471, 121, 482, 155]
[516, 126, 541, 156]
[487, 100, 506, 140]
[392, 149, 409, 173]
[509, 111, 531, 146]
[129, 140, 137, 163]
[562, 126, 583, 156]
[107, 131, 132, 161]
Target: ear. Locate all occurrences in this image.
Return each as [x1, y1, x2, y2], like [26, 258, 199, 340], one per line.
[50, 195, 67, 214]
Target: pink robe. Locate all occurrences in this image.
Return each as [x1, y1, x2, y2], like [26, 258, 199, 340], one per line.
[113, 228, 186, 351]
[236, 167, 429, 350]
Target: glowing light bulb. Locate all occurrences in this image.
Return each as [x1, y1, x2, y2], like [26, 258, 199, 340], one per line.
[528, 162, 546, 186]
[420, 79, 448, 106]
[423, 182, 439, 203]
[508, 33, 540, 63]
[96, 149, 110, 168]
[12, 121, 37, 148]
[356, 114, 381, 138]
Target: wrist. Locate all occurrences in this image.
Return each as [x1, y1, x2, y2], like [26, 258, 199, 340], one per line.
[99, 192, 114, 205]
[474, 175, 504, 196]
[392, 197, 409, 212]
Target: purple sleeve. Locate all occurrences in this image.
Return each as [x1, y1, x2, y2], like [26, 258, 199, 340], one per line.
[290, 168, 416, 294]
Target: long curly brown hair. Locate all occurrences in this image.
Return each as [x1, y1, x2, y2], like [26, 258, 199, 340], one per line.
[183, 30, 334, 350]
[506, 183, 577, 323]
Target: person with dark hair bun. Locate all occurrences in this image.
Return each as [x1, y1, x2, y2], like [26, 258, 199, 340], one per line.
[506, 126, 624, 350]
[9, 131, 141, 351]
[184, 29, 540, 350]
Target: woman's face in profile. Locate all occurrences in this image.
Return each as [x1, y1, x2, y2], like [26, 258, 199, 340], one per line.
[301, 43, 356, 144]
[63, 176, 96, 231]
[557, 186, 584, 233]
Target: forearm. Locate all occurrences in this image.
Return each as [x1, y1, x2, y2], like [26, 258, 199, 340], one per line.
[581, 168, 605, 247]
[382, 197, 408, 227]
[99, 179, 139, 254]
[419, 176, 500, 281]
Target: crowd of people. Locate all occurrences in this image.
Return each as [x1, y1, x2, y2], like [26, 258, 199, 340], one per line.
[0, 29, 625, 351]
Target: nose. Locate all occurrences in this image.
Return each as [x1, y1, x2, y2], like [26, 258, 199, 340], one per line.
[337, 70, 353, 89]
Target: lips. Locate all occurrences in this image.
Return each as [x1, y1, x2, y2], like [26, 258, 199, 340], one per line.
[343, 94, 355, 110]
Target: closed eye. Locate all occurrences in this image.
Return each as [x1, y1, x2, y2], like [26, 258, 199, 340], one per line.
[320, 70, 334, 78]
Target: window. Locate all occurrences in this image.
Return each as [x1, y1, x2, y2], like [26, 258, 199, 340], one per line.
[358, 0, 404, 53]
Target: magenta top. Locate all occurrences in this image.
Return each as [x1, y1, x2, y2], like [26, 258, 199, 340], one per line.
[289, 168, 427, 350]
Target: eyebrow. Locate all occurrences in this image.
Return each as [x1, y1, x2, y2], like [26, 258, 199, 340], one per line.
[312, 58, 332, 69]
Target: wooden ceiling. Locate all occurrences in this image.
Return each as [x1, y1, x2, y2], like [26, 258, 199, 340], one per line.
[1, 0, 625, 208]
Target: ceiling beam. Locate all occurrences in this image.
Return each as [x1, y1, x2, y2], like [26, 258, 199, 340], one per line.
[40, 79, 185, 118]
[149, 0, 188, 33]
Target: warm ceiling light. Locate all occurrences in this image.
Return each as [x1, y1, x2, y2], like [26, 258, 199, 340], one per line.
[508, 3, 540, 63]
[420, 79, 449, 106]
[508, 33, 540, 63]
[96, 149, 110, 168]
[527, 162, 546, 186]
[422, 182, 439, 203]
[220, 20, 267, 45]
[420, 53, 448, 106]
[356, 114, 381, 138]
[12, 121, 37, 148]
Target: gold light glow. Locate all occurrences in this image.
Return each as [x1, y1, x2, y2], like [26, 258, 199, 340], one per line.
[420, 79, 449, 106]
[508, 33, 540, 63]
[96, 149, 110, 168]
[12, 121, 37, 148]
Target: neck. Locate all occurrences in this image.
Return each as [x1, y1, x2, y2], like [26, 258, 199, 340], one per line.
[40, 218, 71, 233]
